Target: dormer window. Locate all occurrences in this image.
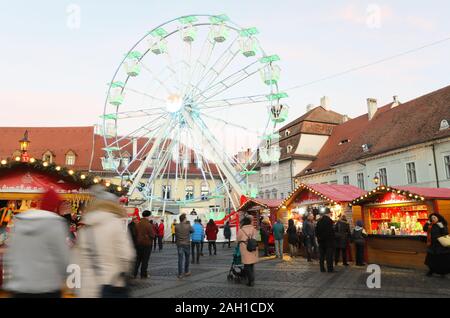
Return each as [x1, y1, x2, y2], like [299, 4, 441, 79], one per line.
[440, 119, 449, 131]
[362, 144, 371, 153]
[285, 130, 291, 137]
[65, 151, 76, 166]
[305, 168, 315, 174]
[42, 150, 54, 163]
[287, 145, 293, 153]
[339, 139, 351, 145]
[121, 151, 131, 168]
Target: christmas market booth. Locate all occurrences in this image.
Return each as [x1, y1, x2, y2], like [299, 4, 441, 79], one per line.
[351, 186, 450, 269]
[238, 198, 283, 229]
[277, 183, 366, 227]
[276, 183, 366, 255]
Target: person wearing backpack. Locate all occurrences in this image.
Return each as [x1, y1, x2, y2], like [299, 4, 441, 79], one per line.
[351, 220, 368, 266]
[237, 216, 258, 287]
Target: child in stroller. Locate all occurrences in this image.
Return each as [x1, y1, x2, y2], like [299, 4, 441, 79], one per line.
[227, 245, 246, 283]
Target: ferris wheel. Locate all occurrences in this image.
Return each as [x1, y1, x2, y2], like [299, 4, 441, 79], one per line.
[101, 14, 289, 210]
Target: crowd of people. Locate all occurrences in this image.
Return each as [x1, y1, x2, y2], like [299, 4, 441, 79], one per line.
[2, 186, 449, 298]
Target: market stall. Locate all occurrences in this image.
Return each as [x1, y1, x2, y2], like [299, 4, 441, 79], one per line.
[351, 186, 450, 269]
[238, 198, 283, 229]
[277, 183, 366, 227]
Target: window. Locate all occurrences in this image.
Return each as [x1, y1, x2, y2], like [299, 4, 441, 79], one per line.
[379, 168, 388, 185]
[65, 151, 76, 166]
[162, 185, 171, 199]
[285, 130, 291, 137]
[287, 145, 293, 153]
[343, 176, 349, 185]
[201, 184, 209, 200]
[281, 193, 284, 199]
[445, 155, 450, 179]
[42, 151, 54, 163]
[265, 190, 270, 199]
[185, 184, 194, 200]
[272, 189, 277, 199]
[406, 162, 417, 184]
[357, 172, 365, 190]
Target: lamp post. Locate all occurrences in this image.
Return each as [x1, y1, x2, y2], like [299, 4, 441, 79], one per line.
[373, 171, 381, 186]
[19, 130, 30, 163]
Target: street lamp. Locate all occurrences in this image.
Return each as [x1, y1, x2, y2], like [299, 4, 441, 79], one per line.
[373, 172, 381, 185]
[19, 130, 30, 163]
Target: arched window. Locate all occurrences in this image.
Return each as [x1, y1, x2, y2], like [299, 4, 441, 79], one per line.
[272, 189, 278, 199]
[287, 145, 293, 153]
[285, 130, 291, 137]
[121, 151, 131, 168]
[185, 184, 194, 200]
[201, 183, 209, 201]
[42, 150, 54, 163]
[265, 190, 270, 199]
[65, 151, 76, 166]
[440, 119, 449, 131]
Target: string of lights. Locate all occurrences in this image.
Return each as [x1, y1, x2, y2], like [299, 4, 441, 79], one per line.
[285, 35, 450, 92]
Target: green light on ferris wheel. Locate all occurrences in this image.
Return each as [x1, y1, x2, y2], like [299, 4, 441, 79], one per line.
[209, 14, 230, 24]
[239, 27, 259, 37]
[150, 27, 168, 37]
[178, 15, 198, 24]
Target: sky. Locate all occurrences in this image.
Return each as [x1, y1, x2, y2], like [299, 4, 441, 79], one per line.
[1, 0, 450, 130]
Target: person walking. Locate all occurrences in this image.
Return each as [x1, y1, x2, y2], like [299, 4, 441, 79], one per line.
[4, 189, 70, 298]
[302, 213, 317, 262]
[423, 213, 450, 277]
[260, 218, 272, 256]
[175, 214, 194, 279]
[315, 208, 336, 273]
[171, 220, 177, 243]
[198, 219, 205, 256]
[272, 219, 285, 259]
[237, 216, 258, 287]
[205, 219, 219, 256]
[287, 219, 298, 258]
[75, 185, 135, 298]
[352, 220, 367, 266]
[191, 219, 204, 264]
[334, 214, 351, 266]
[152, 221, 158, 252]
[128, 216, 139, 250]
[134, 210, 155, 279]
[157, 220, 165, 251]
[223, 221, 232, 248]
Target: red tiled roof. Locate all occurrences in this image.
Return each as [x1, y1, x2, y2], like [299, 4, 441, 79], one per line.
[0, 127, 94, 170]
[0, 127, 220, 176]
[298, 85, 450, 176]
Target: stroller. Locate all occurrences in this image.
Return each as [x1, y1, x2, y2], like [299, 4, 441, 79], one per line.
[227, 245, 246, 283]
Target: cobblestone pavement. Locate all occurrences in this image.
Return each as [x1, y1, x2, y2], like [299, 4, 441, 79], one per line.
[130, 244, 450, 298]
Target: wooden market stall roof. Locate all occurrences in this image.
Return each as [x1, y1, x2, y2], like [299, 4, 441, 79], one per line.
[351, 185, 450, 206]
[279, 183, 367, 209]
[238, 198, 283, 212]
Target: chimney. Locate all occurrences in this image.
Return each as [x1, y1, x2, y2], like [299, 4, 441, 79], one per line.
[367, 98, 378, 120]
[320, 96, 330, 111]
[132, 137, 138, 159]
[306, 104, 315, 112]
[391, 95, 400, 108]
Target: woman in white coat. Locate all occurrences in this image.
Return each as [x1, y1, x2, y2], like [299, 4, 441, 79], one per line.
[75, 186, 134, 298]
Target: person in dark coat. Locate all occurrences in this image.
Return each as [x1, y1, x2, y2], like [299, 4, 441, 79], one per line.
[334, 214, 351, 266]
[223, 221, 232, 248]
[315, 208, 335, 273]
[260, 218, 272, 256]
[423, 213, 450, 277]
[205, 219, 219, 255]
[287, 219, 299, 258]
[352, 220, 367, 266]
[128, 216, 139, 249]
[152, 221, 158, 252]
[134, 211, 155, 279]
[302, 213, 317, 262]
